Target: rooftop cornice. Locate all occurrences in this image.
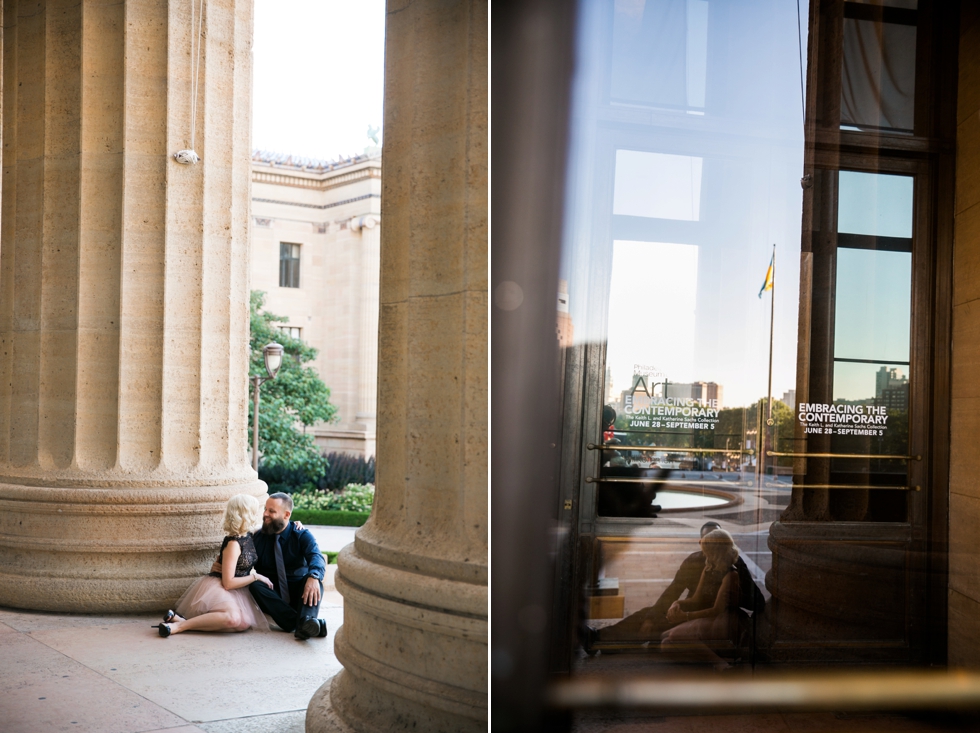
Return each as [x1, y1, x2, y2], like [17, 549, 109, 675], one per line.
[252, 164, 381, 192]
[251, 149, 380, 171]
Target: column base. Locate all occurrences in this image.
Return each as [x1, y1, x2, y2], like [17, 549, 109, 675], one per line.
[307, 669, 484, 733]
[0, 479, 266, 612]
[305, 539, 487, 732]
[306, 673, 355, 733]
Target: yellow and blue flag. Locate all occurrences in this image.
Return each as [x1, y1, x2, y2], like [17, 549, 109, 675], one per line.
[758, 253, 774, 298]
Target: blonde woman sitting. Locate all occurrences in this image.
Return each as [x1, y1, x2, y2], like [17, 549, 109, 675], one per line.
[661, 528, 744, 669]
[154, 494, 274, 637]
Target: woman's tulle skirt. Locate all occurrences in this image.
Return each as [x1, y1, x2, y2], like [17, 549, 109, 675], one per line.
[174, 575, 270, 631]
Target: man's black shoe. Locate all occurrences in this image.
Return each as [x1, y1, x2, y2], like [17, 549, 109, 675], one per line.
[317, 619, 328, 638]
[295, 617, 321, 640]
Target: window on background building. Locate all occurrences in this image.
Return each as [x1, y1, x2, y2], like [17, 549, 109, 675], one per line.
[279, 326, 302, 340]
[279, 242, 301, 288]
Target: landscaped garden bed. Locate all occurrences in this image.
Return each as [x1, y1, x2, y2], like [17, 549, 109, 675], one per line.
[289, 482, 374, 530]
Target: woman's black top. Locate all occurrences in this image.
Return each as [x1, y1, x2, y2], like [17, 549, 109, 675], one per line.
[208, 534, 258, 578]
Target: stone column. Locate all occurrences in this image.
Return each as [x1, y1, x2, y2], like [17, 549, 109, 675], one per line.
[351, 215, 380, 458]
[306, 1, 488, 731]
[0, 0, 262, 612]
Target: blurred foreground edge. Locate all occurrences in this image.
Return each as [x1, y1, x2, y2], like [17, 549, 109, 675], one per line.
[549, 669, 980, 713]
[490, 0, 577, 732]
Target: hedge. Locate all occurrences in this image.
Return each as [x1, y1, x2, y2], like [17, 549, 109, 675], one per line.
[291, 508, 370, 527]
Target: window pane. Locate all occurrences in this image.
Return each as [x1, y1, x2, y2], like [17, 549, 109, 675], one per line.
[834, 248, 911, 362]
[613, 151, 703, 221]
[829, 360, 910, 491]
[606, 240, 699, 390]
[279, 243, 301, 288]
[609, 0, 709, 110]
[838, 171, 913, 238]
[833, 360, 909, 406]
[841, 17, 916, 133]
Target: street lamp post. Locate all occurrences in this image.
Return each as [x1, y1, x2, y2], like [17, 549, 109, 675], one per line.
[251, 342, 284, 472]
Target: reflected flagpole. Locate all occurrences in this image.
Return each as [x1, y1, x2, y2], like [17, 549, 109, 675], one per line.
[757, 245, 776, 486]
[766, 245, 776, 483]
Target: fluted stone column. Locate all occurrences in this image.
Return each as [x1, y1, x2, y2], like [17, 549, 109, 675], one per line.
[306, 1, 488, 731]
[352, 215, 380, 457]
[0, 0, 262, 612]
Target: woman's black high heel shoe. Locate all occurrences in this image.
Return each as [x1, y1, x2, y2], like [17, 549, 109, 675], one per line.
[162, 609, 184, 624]
[152, 623, 172, 638]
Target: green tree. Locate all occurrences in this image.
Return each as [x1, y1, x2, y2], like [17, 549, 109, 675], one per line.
[248, 291, 337, 478]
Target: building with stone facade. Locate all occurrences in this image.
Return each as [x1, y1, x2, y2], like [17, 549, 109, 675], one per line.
[250, 151, 381, 458]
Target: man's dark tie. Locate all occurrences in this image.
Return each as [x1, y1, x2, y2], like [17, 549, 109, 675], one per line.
[274, 537, 290, 604]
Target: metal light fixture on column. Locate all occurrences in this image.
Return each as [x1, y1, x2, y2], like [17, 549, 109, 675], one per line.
[251, 342, 285, 471]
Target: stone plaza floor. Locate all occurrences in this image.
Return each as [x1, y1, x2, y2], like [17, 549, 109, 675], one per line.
[0, 526, 355, 733]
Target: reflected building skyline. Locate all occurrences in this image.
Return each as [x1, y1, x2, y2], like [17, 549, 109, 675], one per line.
[667, 380, 723, 408]
[782, 389, 797, 411]
[609, 376, 724, 415]
[876, 366, 909, 412]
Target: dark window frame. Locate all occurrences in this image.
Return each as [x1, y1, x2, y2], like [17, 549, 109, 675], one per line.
[279, 242, 301, 288]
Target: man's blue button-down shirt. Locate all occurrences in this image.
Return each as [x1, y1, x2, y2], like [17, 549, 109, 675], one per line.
[252, 522, 326, 589]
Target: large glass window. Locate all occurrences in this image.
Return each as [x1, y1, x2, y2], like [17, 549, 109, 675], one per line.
[828, 171, 914, 519]
[550, 0, 945, 683]
[560, 0, 807, 667]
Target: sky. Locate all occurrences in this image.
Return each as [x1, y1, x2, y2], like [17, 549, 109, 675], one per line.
[252, 0, 386, 161]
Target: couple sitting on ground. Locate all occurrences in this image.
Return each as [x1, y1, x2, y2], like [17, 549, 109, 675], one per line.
[587, 522, 764, 667]
[154, 492, 328, 641]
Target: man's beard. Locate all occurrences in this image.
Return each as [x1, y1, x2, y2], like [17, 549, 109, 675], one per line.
[263, 516, 287, 534]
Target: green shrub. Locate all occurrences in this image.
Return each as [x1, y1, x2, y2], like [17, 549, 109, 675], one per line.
[320, 452, 376, 490]
[260, 452, 375, 494]
[289, 483, 373, 527]
[291, 490, 335, 512]
[290, 509, 369, 527]
[293, 483, 375, 513]
[326, 551, 339, 564]
[327, 483, 374, 513]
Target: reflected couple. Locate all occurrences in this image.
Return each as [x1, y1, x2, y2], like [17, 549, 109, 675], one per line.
[588, 522, 763, 668]
[661, 528, 750, 670]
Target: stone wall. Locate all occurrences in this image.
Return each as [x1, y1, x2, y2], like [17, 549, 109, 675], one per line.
[949, 0, 980, 666]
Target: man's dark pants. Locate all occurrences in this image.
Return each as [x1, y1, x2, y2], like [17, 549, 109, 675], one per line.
[249, 578, 322, 633]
